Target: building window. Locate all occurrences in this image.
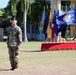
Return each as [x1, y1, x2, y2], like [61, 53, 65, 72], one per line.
[61, 1, 71, 12]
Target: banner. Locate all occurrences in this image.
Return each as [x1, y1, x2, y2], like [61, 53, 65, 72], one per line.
[56, 8, 76, 26]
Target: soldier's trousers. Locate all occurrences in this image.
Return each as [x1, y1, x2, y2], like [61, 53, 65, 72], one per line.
[8, 46, 19, 68]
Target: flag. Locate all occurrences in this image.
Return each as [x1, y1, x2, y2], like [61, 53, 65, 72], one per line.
[55, 10, 59, 18]
[46, 9, 53, 39]
[51, 10, 65, 39]
[55, 10, 66, 37]
[43, 10, 49, 39]
[56, 8, 76, 26]
[58, 25, 67, 38]
[39, 10, 45, 39]
[39, 10, 45, 31]
[50, 10, 59, 39]
[51, 23, 56, 39]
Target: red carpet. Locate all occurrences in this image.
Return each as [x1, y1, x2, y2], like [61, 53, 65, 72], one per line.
[41, 42, 76, 51]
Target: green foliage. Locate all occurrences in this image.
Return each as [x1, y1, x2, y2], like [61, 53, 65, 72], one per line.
[19, 0, 31, 21]
[5, 0, 31, 26]
[5, 0, 50, 27]
[27, 0, 50, 25]
[0, 10, 7, 27]
[20, 0, 30, 12]
[10, 0, 18, 17]
[7, 0, 30, 17]
[0, 10, 4, 16]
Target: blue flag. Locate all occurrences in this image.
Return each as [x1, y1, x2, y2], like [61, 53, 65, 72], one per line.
[43, 11, 49, 39]
[39, 10, 45, 31]
[56, 8, 76, 26]
[39, 10, 45, 39]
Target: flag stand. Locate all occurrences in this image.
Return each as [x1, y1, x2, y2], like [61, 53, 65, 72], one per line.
[41, 42, 76, 51]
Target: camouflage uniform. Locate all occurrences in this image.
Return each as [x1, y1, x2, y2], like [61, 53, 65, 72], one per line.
[7, 25, 22, 69]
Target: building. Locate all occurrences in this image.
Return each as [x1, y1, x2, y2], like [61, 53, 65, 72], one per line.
[50, 0, 76, 12]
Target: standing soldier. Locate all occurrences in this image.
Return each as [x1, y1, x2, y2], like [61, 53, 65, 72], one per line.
[6, 18, 22, 70]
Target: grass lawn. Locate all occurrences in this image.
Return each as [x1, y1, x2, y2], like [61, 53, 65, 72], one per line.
[0, 42, 76, 75]
[0, 42, 76, 63]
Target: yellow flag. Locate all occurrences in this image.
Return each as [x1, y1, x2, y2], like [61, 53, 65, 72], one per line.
[46, 9, 53, 39]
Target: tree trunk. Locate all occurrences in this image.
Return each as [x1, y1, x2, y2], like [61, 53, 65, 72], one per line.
[23, 7, 28, 42]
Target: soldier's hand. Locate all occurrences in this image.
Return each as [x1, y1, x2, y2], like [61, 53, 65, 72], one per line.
[16, 46, 19, 50]
[7, 45, 9, 48]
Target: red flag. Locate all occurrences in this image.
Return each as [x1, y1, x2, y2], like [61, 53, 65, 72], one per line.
[51, 23, 56, 39]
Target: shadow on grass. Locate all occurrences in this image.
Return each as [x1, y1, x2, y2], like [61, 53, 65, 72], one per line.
[0, 69, 10, 71]
[20, 50, 42, 52]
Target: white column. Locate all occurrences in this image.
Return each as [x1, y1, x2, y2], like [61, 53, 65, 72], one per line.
[50, 0, 54, 12]
[57, 0, 61, 15]
[51, 0, 61, 12]
[71, 0, 76, 8]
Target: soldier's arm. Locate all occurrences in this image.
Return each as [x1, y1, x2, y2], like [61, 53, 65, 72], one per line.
[18, 27, 22, 46]
[5, 28, 9, 45]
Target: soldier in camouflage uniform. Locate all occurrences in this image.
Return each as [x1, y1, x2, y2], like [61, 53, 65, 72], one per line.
[7, 18, 22, 70]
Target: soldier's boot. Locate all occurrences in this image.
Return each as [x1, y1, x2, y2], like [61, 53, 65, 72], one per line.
[10, 62, 16, 70]
[14, 61, 18, 69]
[10, 61, 18, 70]
[10, 54, 19, 70]
[10, 67, 15, 70]
[10, 65, 18, 70]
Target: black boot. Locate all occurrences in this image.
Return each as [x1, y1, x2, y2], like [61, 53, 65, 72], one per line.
[10, 67, 15, 70]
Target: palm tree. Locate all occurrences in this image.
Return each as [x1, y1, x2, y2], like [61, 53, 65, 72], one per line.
[20, 0, 30, 42]
[10, 0, 18, 17]
[9, 0, 30, 42]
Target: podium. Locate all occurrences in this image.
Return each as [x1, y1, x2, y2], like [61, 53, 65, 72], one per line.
[41, 42, 76, 51]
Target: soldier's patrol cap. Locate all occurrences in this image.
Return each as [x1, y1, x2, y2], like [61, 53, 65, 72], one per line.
[11, 17, 17, 21]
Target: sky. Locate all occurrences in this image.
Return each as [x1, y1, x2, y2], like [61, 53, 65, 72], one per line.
[0, 0, 9, 8]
